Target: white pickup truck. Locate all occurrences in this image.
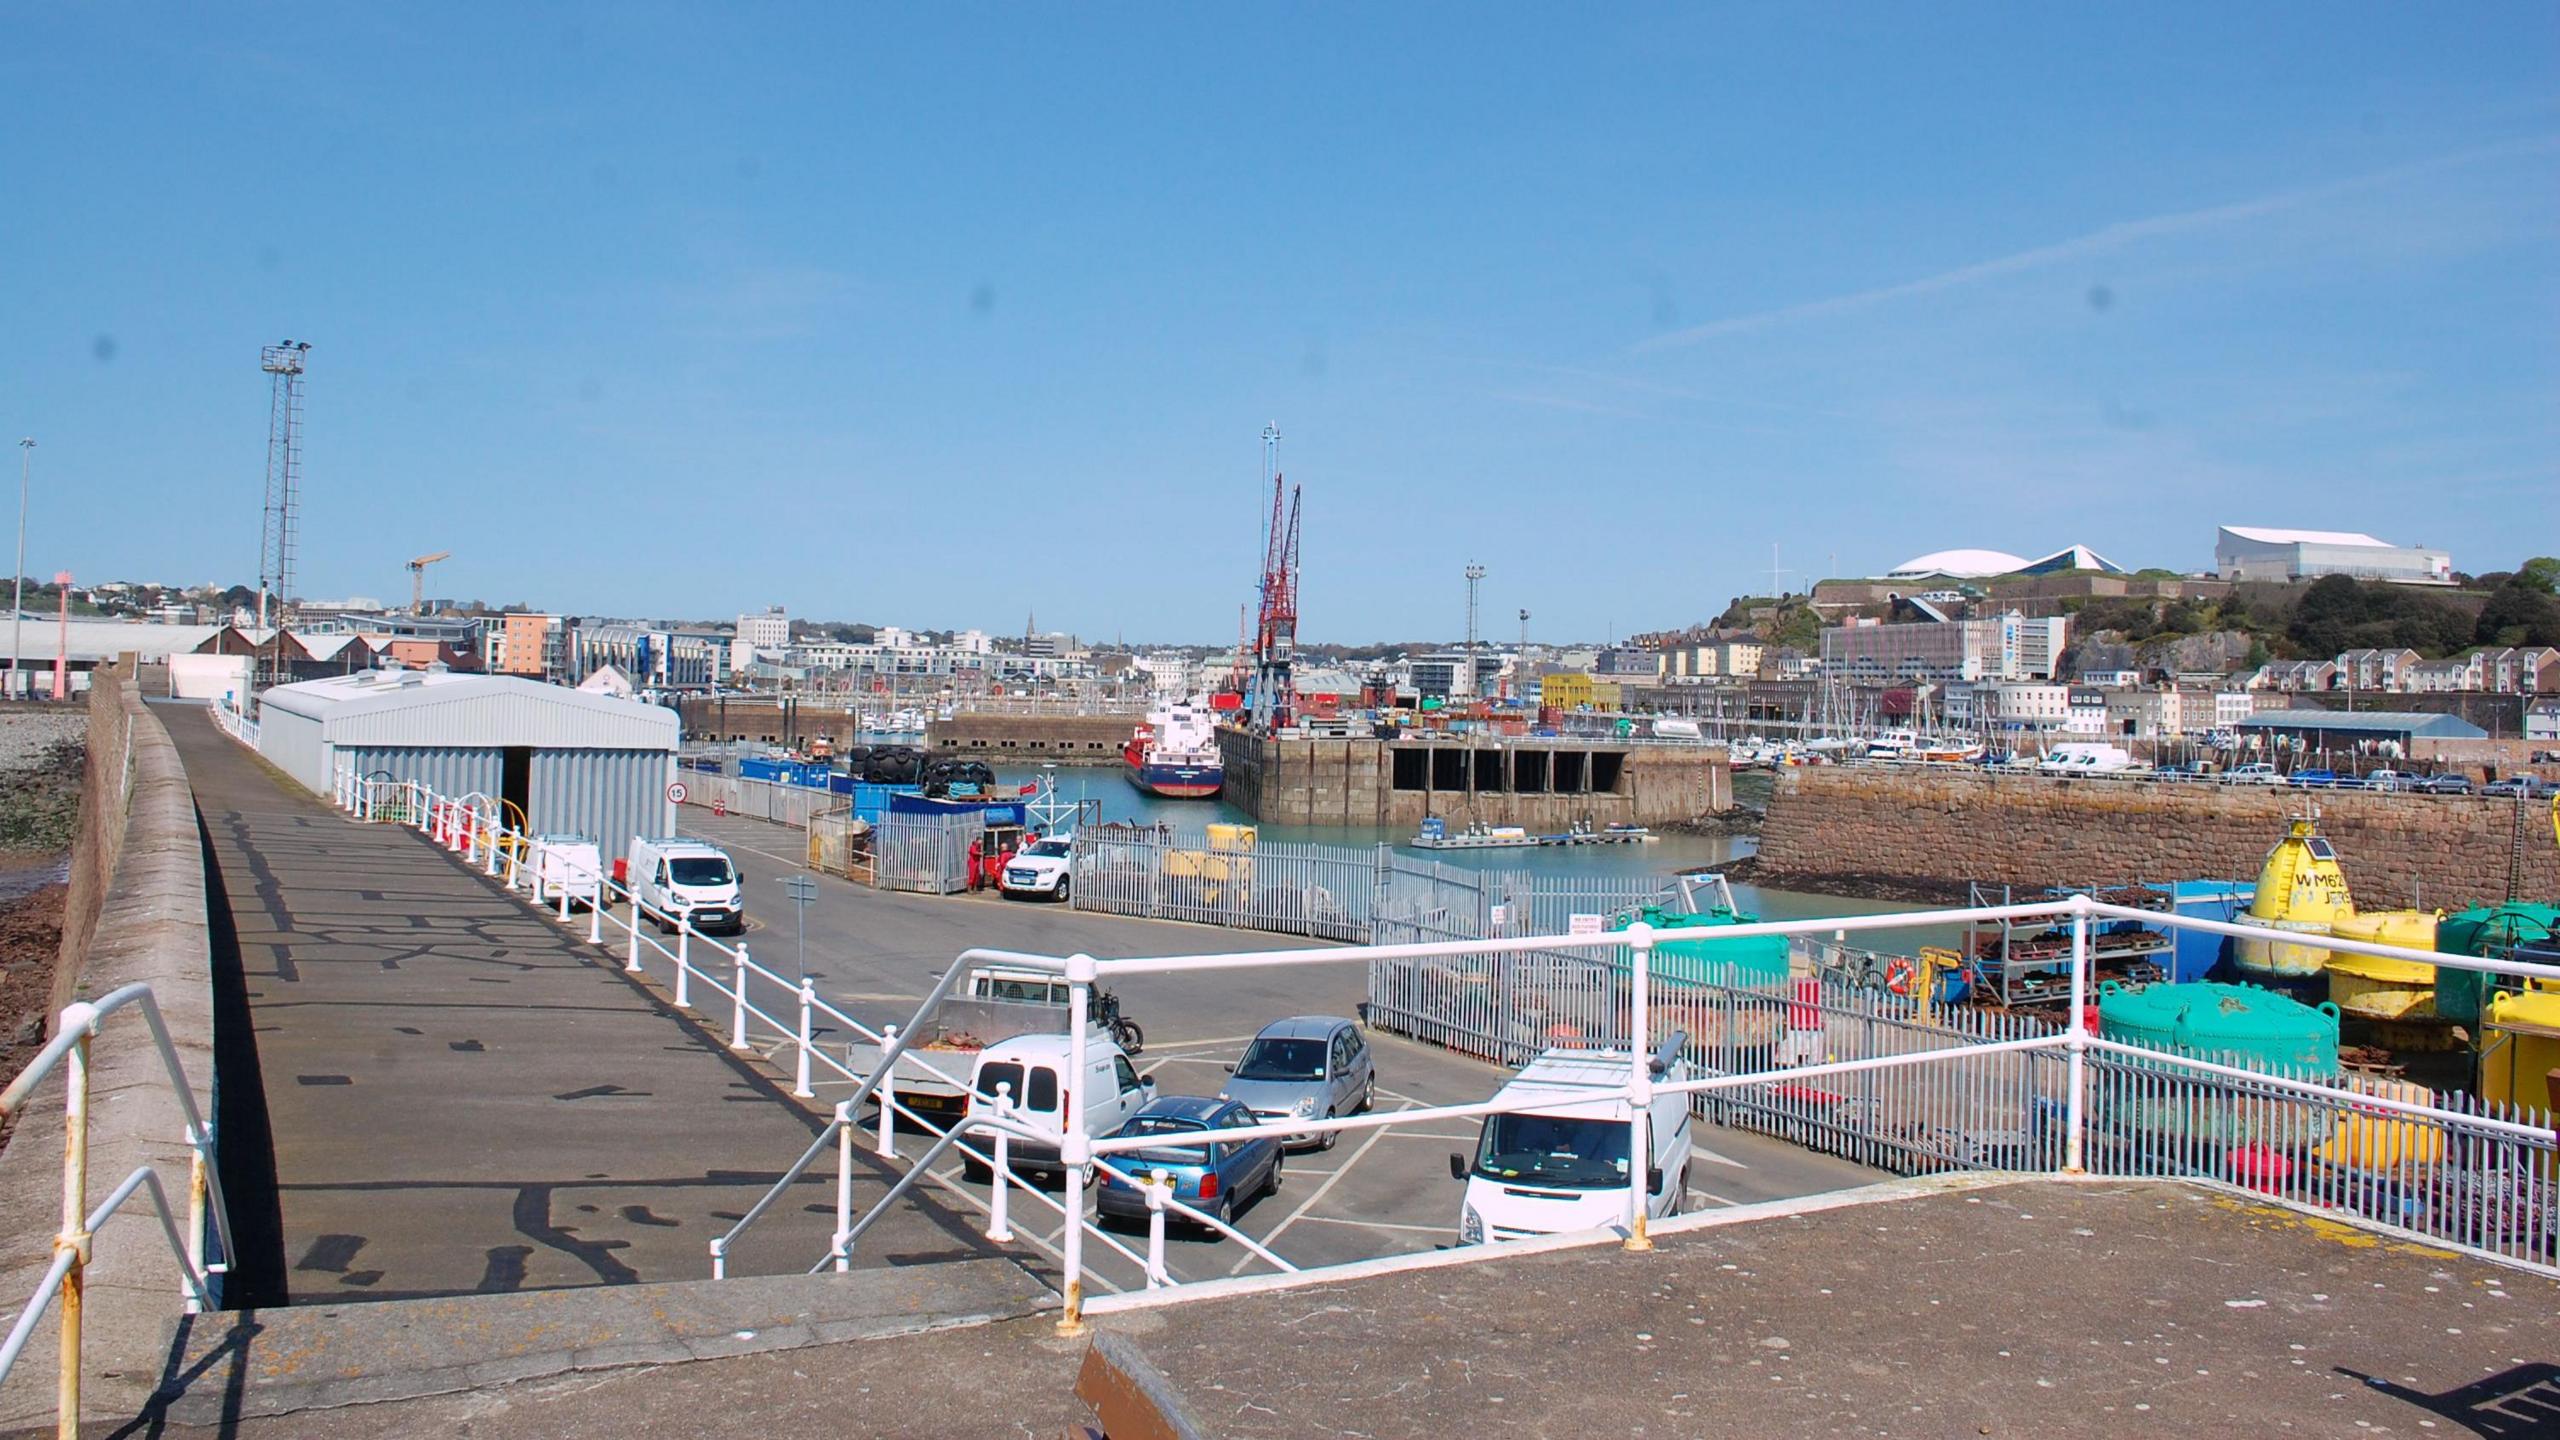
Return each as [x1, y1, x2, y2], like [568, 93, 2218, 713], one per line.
[845, 965, 1118, 1122]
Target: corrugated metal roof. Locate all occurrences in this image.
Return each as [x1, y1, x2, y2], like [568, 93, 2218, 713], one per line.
[261, 669, 678, 751]
[5, 615, 222, 661]
[2219, 526, 2392, 548]
[2238, 709, 2488, 739]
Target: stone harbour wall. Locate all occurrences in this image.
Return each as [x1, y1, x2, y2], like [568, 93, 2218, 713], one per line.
[1757, 766, 2560, 910]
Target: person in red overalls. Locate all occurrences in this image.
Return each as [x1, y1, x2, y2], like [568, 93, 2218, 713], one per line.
[966, 835, 985, 891]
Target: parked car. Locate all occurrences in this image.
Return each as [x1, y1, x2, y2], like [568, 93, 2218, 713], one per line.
[2481, 776, 2558, 799]
[1094, 1096, 1283, 1229]
[627, 836, 744, 934]
[1219, 1016, 1376, 1151]
[2286, 768, 2341, 788]
[2362, 770, 2412, 793]
[2221, 763, 2282, 786]
[531, 833, 606, 910]
[963, 1031, 1154, 1180]
[2154, 761, 2212, 783]
[999, 836, 1076, 901]
[2416, 774, 2476, 796]
[1453, 1034, 1694, 1244]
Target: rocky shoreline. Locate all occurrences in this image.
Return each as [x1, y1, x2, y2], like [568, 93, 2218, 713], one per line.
[1698, 854, 1976, 908]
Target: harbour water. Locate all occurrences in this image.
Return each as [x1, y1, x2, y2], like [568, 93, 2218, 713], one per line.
[994, 765, 1945, 939]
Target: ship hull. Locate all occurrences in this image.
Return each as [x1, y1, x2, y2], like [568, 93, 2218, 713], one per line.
[1128, 761, 1223, 799]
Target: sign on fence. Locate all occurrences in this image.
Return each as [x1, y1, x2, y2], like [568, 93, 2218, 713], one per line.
[1568, 913, 1604, 936]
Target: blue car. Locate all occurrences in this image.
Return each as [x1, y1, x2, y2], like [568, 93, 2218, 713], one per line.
[1094, 1096, 1283, 1230]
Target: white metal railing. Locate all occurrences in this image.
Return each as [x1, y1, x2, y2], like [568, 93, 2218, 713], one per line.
[327, 762, 2560, 1329]
[205, 698, 258, 748]
[0, 984, 235, 1438]
[324, 765, 1187, 1292]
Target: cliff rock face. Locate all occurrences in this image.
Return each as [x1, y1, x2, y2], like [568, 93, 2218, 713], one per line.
[1759, 767, 2557, 910]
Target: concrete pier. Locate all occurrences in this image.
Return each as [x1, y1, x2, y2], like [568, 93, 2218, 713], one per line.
[1216, 730, 1730, 829]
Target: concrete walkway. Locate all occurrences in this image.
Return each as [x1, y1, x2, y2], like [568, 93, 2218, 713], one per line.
[168, 707, 1007, 1305]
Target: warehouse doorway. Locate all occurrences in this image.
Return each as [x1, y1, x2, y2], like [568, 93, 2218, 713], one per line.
[501, 746, 532, 829]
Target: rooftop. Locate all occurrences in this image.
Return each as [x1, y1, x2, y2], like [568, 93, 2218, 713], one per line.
[2221, 526, 2396, 548]
[2239, 709, 2490, 739]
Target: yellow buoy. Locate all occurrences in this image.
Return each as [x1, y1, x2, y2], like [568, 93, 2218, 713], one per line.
[2231, 816, 2356, 980]
[2327, 910, 2441, 1022]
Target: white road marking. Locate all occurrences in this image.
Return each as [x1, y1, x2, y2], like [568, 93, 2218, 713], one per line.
[1134, 1035, 1260, 1052]
[679, 830, 813, 874]
[1688, 1188, 1740, 1208]
[1230, 1102, 1414, 1276]
[1287, 1215, 1453, 1237]
[1691, 1142, 1750, 1171]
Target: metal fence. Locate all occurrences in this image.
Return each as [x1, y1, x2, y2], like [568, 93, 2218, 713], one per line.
[1068, 828, 1383, 942]
[805, 809, 876, 886]
[873, 811, 984, 895]
[678, 772, 836, 830]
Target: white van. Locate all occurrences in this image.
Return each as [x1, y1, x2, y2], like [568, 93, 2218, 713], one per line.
[627, 836, 744, 935]
[1451, 1035, 1693, 1245]
[962, 1032, 1154, 1177]
[531, 834, 605, 910]
[2035, 742, 2136, 776]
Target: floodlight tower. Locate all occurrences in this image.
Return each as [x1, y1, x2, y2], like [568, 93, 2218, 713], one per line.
[257, 340, 311, 685]
[1458, 562, 1486, 700]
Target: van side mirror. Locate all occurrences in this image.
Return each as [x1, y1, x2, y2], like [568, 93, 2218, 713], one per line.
[1447, 1153, 1468, 1181]
[1649, 1165, 1668, 1194]
[1221, 1062, 1235, 1074]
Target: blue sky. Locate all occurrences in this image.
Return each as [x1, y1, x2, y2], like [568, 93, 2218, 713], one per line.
[6, 4, 2554, 642]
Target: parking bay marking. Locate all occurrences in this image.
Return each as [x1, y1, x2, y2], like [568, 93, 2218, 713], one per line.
[1230, 1101, 1415, 1277]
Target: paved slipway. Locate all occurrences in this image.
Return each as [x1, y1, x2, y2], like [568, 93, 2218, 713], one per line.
[163, 704, 1018, 1305]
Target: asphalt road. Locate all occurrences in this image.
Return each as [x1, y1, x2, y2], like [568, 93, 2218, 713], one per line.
[671, 810, 1884, 1294]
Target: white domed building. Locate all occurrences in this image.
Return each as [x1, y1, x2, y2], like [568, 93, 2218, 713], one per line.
[1884, 548, 2030, 580]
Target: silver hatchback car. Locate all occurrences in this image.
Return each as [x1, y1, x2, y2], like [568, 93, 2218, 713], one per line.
[1219, 1015, 1377, 1151]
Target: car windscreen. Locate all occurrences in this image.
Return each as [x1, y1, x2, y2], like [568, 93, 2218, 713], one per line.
[974, 1061, 1059, 1111]
[1023, 840, 1071, 858]
[1118, 1114, 1216, 1166]
[1233, 1037, 1327, 1081]
[668, 856, 734, 886]
[1473, 1113, 1630, 1189]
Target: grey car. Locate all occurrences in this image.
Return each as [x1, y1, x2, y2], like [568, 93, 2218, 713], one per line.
[1218, 1016, 1377, 1151]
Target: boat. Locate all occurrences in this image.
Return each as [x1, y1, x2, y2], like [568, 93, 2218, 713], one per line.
[1412, 819, 1536, 850]
[1123, 698, 1224, 799]
[1864, 728, 1919, 760]
[1918, 736, 1984, 764]
[2229, 816, 2356, 984]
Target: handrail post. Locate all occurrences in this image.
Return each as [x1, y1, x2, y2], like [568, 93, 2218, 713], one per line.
[2063, 897, 2091, 1176]
[675, 918, 693, 1009]
[985, 1087, 1016, 1242]
[184, 1142, 209, 1316]
[625, 899, 643, 972]
[832, 1101, 854, 1273]
[793, 979, 816, 1099]
[1144, 1168, 1171, 1289]
[56, 1004, 96, 1440]
[558, 864, 573, 923]
[1623, 922, 1656, 1253]
[730, 945, 753, 1051]
[1056, 954, 1095, 1336]
[876, 1027, 899, 1158]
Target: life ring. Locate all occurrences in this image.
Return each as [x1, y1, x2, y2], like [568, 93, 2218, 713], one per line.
[1883, 956, 1918, 997]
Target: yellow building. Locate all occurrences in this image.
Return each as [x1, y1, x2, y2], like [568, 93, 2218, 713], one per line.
[1539, 673, 1622, 710]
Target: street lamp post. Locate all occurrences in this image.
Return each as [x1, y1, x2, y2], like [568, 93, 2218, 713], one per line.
[12, 438, 29, 701]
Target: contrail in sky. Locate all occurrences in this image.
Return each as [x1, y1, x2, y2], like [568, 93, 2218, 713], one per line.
[1634, 134, 2560, 352]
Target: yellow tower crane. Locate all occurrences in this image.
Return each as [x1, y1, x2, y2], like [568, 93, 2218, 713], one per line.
[407, 551, 451, 615]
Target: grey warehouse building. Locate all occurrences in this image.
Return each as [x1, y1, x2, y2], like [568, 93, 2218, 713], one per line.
[255, 667, 681, 864]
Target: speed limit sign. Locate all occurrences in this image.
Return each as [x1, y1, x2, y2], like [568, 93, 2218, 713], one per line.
[667, 780, 689, 805]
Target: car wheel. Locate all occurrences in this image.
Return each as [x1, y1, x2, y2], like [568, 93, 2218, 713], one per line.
[1265, 1151, 1284, 1196]
[1360, 1074, 1376, 1114]
[1319, 1110, 1339, 1151]
[1055, 876, 1072, 904]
